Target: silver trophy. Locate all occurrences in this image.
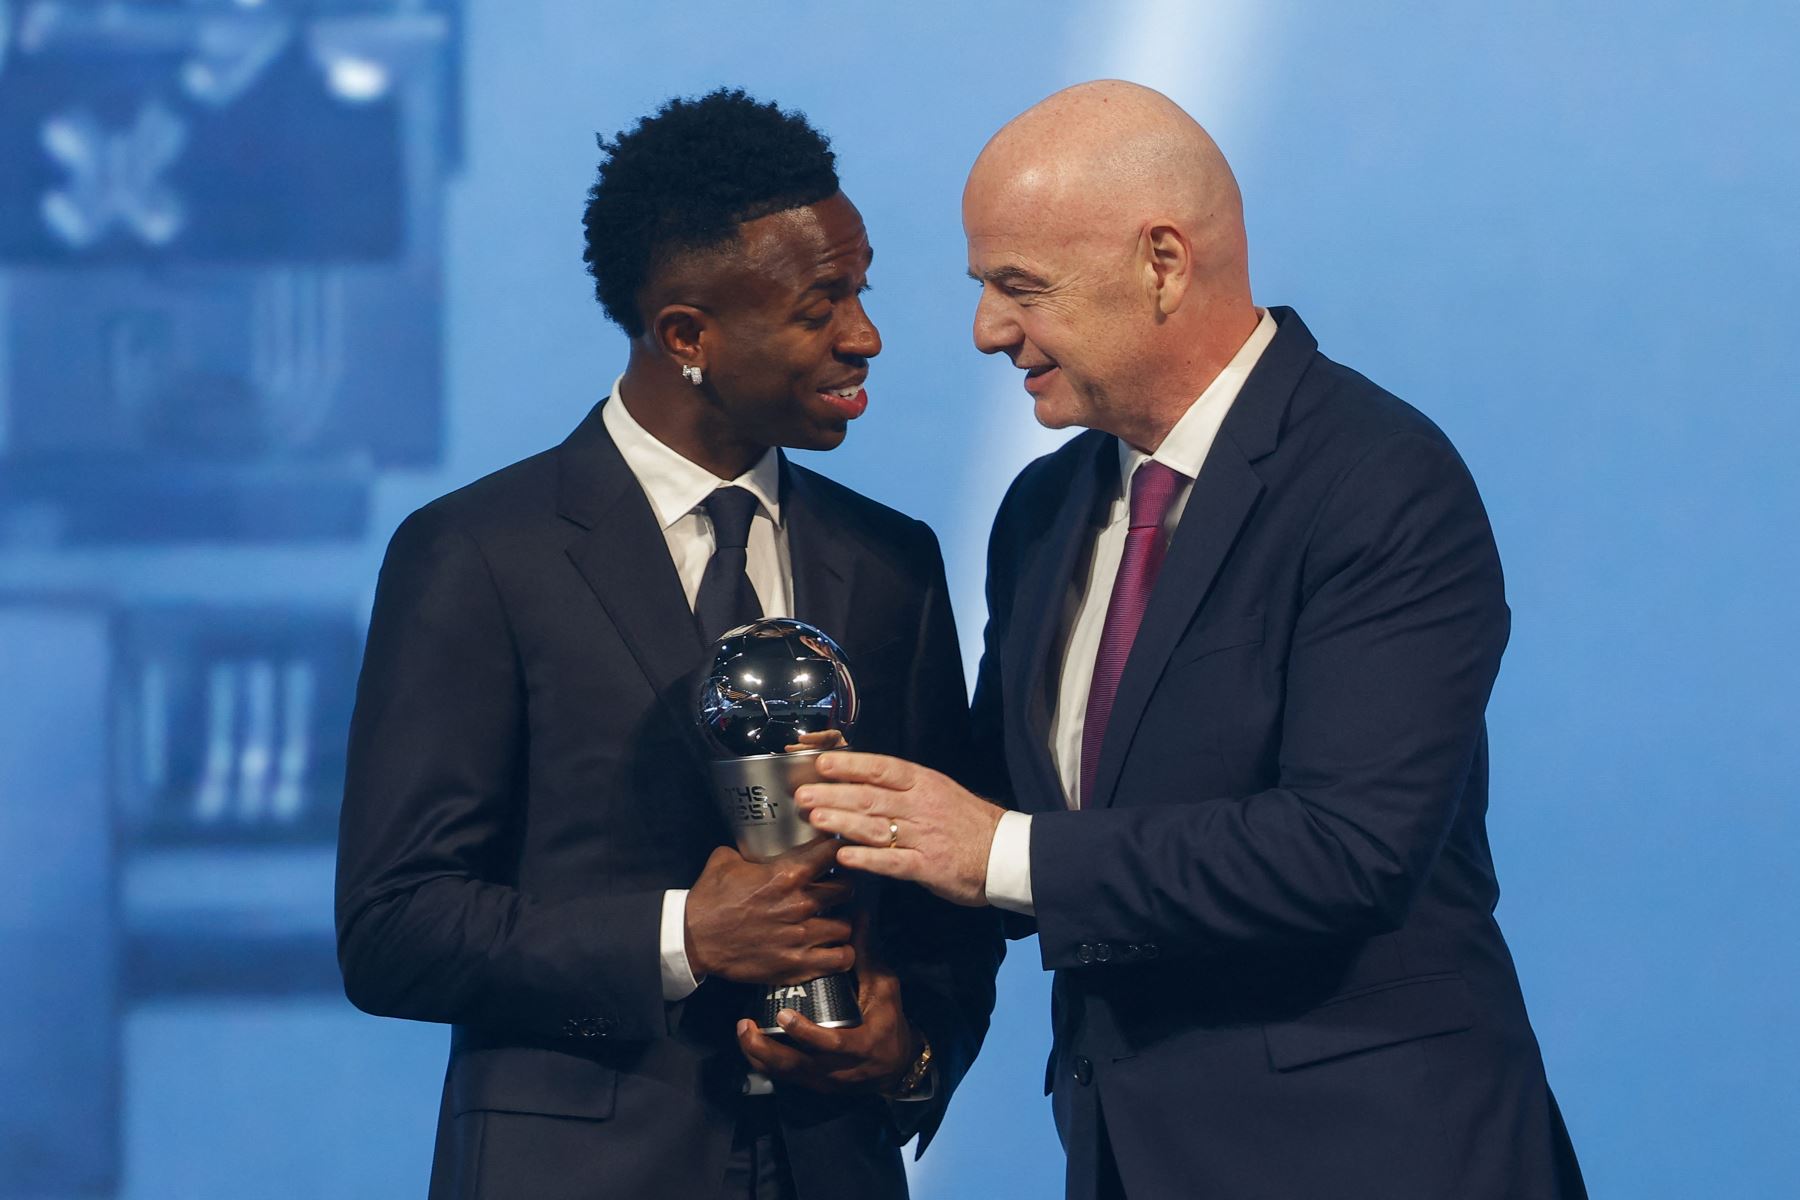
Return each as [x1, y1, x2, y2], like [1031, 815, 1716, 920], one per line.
[698, 617, 862, 1034]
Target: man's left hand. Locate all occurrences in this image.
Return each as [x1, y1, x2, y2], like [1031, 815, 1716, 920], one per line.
[796, 752, 1003, 907]
[736, 925, 919, 1095]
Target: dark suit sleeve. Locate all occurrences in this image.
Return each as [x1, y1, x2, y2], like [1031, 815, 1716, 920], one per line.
[1029, 432, 1509, 969]
[966, 497, 1016, 809]
[878, 520, 1006, 1154]
[968, 474, 1042, 943]
[334, 507, 667, 1042]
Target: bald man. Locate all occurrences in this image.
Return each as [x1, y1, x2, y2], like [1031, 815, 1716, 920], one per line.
[798, 81, 1586, 1199]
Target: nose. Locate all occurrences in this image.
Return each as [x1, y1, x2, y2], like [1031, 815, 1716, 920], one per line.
[836, 295, 881, 361]
[971, 286, 1017, 356]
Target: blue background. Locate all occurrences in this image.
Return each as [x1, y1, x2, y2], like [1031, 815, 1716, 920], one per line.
[2, 1, 1796, 1196]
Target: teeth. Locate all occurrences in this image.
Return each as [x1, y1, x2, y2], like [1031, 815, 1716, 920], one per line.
[826, 386, 860, 398]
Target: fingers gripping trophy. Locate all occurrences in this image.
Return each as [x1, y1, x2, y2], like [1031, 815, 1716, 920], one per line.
[697, 618, 863, 1034]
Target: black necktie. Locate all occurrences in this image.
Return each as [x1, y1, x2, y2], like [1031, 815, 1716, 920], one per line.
[694, 487, 763, 643]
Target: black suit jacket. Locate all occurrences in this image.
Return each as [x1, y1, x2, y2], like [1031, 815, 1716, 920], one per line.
[971, 309, 1585, 1200]
[336, 400, 1002, 1200]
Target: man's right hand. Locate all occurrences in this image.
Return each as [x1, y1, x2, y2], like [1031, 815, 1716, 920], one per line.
[684, 839, 854, 985]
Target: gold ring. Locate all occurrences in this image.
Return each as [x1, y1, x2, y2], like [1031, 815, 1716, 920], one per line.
[887, 820, 900, 847]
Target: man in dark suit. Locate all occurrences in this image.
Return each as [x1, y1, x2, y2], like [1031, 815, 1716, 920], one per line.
[335, 89, 1000, 1200]
[798, 81, 1586, 1199]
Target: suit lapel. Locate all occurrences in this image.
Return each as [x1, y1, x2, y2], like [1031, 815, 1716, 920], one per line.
[781, 459, 860, 651]
[1087, 441, 1263, 809]
[557, 403, 710, 737]
[1002, 435, 1113, 814]
[1086, 306, 1317, 809]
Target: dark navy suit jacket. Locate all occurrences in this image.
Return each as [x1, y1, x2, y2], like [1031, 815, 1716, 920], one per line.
[336, 401, 1002, 1200]
[971, 309, 1585, 1200]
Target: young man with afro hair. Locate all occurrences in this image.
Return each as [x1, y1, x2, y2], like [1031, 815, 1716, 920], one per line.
[337, 89, 1002, 1200]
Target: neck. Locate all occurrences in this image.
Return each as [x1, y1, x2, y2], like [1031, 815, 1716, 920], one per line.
[619, 345, 767, 480]
[1122, 300, 1260, 452]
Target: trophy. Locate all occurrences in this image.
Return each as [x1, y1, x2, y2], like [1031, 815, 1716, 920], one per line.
[697, 617, 862, 1034]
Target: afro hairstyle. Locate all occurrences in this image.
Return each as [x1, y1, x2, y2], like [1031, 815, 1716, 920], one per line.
[581, 88, 840, 337]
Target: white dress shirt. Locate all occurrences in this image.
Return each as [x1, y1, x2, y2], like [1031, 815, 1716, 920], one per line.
[601, 379, 789, 999]
[984, 309, 1279, 915]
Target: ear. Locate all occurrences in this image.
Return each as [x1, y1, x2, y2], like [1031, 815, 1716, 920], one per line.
[651, 303, 712, 374]
[1140, 223, 1193, 318]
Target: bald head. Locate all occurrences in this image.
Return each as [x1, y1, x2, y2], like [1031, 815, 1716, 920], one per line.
[970, 80, 1245, 272]
[964, 81, 1258, 448]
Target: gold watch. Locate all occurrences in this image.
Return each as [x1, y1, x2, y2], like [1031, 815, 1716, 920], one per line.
[886, 1036, 934, 1099]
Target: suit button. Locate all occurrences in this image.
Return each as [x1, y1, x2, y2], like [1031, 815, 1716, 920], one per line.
[1076, 943, 1093, 964]
[560, 1019, 580, 1037]
[1094, 943, 1113, 962]
[1073, 1056, 1093, 1086]
[1142, 943, 1160, 959]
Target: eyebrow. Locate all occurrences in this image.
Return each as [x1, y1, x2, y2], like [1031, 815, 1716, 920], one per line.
[968, 264, 1051, 289]
[803, 245, 875, 294]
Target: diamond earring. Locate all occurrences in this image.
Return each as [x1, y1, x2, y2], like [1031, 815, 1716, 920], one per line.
[682, 365, 704, 385]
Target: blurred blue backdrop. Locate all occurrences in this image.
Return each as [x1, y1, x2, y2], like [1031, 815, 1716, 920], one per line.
[2, 1, 1795, 1197]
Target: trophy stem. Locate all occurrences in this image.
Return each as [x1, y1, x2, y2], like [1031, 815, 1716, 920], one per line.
[709, 748, 862, 1031]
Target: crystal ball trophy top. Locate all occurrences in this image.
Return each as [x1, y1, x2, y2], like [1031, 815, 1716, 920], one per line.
[697, 617, 862, 1033]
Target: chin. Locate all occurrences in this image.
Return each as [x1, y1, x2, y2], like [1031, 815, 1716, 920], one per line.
[1033, 398, 1081, 431]
[787, 422, 848, 452]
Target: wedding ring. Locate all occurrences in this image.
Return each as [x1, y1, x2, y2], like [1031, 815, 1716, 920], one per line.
[887, 820, 900, 847]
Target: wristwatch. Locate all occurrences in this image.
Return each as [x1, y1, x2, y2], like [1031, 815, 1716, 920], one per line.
[885, 1035, 934, 1099]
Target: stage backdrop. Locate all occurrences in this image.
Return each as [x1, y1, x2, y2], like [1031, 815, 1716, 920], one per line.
[1, 2, 1794, 1197]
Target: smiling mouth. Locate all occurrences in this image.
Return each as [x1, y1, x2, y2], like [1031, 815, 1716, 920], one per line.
[816, 381, 869, 419]
[1022, 364, 1059, 393]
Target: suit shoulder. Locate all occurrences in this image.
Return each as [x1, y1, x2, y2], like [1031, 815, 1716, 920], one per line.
[787, 464, 941, 557]
[1017, 429, 1102, 486]
[993, 429, 1105, 533]
[1294, 353, 1462, 459]
[1284, 354, 1492, 535]
[389, 448, 559, 553]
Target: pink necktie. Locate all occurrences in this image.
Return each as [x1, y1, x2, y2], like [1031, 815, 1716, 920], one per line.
[1080, 460, 1187, 807]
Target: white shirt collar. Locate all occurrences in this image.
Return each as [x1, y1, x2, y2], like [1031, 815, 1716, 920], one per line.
[1117, 306, 1279, 489]
[601, 375, 784, 531]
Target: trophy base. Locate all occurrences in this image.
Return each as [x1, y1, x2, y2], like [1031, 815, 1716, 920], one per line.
[754, 970, 862, 1035]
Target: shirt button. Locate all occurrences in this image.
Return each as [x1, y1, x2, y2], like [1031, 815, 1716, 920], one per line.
[1073, 1056, 1094, 1086]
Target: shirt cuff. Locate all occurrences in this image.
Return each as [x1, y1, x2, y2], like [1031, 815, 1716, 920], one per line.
[984, 810, 1035, 915]
[659, 889, 701, 1001]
